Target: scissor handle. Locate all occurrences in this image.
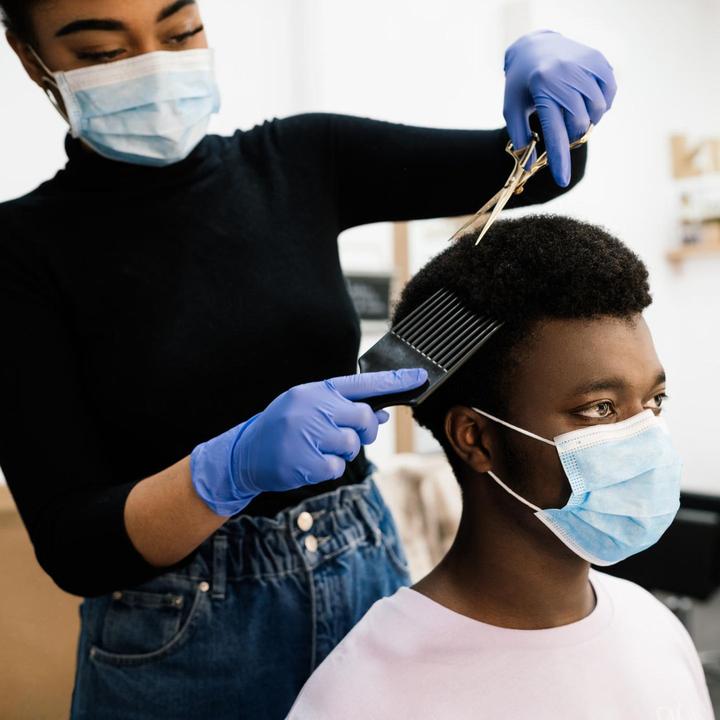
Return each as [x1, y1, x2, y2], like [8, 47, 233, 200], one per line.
[513, 124, 594, 179]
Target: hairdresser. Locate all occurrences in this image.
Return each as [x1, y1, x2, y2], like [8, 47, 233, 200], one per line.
[0, 1, 615, 717]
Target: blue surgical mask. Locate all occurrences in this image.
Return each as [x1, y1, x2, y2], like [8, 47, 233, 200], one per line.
[31, 48, 221, 167]
[472, 408, 682, 565]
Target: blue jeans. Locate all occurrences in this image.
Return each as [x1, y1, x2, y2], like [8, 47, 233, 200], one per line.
[70, 476, 410, 720]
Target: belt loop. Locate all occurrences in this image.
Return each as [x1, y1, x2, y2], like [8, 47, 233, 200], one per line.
[212, 533, 228, 600]
[354, 494, 382, 547]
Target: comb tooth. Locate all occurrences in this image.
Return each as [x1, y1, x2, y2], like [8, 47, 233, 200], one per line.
[434, 318, 491, 367]
[444, 323, 502, 370]
[395, 291, 455, 339]
[422, 310, 478, 357]
[403, 295, 460, 345]
[441, 320, 501, 368]
[442, 319, 498, 366]
[392, 289, 447, 335]
[406, 298, 464, 347]
[426, 314, 483, 359]
[408, 301, 457, 348]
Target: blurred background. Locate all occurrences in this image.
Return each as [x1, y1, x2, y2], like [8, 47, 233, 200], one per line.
[1, 1, 719, 717]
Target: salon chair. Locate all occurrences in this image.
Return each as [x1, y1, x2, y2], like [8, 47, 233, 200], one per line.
[601, 491, 720, 708]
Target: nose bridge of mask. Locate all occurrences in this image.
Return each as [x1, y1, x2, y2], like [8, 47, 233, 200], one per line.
[552, 408, 657, 453]
[59, 49, 215, 93]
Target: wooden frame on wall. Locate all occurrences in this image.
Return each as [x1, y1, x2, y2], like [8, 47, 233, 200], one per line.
[392, 222, 416, 455]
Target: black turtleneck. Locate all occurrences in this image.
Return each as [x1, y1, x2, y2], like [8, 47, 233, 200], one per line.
[0, 114, 586, 596]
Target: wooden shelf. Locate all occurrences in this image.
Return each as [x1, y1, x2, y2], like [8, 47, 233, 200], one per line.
[667, 243, 720, 265]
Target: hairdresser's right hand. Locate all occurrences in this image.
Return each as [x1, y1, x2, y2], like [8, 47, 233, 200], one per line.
[190, 369, 428, 516]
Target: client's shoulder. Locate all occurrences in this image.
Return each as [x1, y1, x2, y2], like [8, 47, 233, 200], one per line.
[287, 588, 420, 719]
[591, 570, 688, 631]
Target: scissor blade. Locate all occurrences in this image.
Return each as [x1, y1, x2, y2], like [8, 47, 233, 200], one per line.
[474, 186, 515, 245]
[449, 189, 504, 242]
[450, 212, 491, 242]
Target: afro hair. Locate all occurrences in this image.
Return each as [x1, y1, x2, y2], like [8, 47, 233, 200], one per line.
[392, 214, 652, 450]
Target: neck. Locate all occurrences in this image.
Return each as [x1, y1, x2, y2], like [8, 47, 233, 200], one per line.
[414, 504, 595, 630]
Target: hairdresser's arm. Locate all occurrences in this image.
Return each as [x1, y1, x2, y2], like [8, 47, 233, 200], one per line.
[124, 458, 225, 569]
[129, 369, 427, 567]
[323, 31, 616, 229]
[0, 247, 426, 596]
[325, 114, 588, 231]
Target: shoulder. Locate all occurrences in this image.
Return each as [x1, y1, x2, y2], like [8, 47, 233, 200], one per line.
[288, 589, 415, 719]
[592, 571, 693, 640]
[592, 571, 712, 712]
[0, 191, 45, 260]
[0, 187, 63, 301]
[220, 113, 402, 157]
[220, 114, 337, 153]
[593, 570, 666, 612]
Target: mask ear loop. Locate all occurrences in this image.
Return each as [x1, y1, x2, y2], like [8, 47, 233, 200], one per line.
[471, 407, 556, 447]
[27, 45, 70, 124]
[470, 407, 553, 513]
[487, 471, 542, 513]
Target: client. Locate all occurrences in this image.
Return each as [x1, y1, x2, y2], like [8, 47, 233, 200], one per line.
[287, 215, 714, 719]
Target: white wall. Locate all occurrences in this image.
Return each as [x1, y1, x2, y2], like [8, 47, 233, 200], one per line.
[1, 0, 718, 493]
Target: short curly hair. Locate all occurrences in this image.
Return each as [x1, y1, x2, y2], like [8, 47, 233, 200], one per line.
[392, 214, 652, 450]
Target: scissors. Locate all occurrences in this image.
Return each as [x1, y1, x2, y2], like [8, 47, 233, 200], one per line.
[450, 124, 594, 245]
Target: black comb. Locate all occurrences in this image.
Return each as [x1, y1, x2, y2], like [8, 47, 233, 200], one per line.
[358, 288, 503, 410]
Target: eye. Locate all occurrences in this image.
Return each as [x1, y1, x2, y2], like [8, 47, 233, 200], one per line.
[166, 25, 204, 45]
[576, 400, 616, 419]
[76, 49, 127, 63]
[644, 392, 669, 414]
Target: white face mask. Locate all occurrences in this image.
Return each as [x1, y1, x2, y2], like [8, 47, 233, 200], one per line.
[31, 47, 221, 167]
[473, 408, 682, 565]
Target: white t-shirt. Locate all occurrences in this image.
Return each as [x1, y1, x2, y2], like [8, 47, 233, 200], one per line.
[288, 571, 714, 720]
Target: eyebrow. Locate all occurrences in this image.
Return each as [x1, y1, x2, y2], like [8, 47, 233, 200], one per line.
[55, 1, 196, 38]
[55, 19, 126, 37]
[570, 370, 666, 396]
[157, 0, 197, 23]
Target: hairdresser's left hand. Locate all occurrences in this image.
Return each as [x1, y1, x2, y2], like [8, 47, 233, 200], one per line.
[503, 30, 617, 187]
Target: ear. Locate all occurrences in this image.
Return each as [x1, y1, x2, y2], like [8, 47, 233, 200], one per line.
[443, 406, 498, 475]
[6, 31, 48, 88]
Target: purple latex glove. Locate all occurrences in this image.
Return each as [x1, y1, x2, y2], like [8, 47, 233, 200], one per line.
[190, 369, 427, 516]
[503, 30, 617, 187]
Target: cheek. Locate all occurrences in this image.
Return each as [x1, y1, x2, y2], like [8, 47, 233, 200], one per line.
[192, 32, 209, 49]
[503, 435, 570, 509]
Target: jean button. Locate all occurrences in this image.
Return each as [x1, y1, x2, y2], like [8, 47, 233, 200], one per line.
[199, 581, 210, 593]
[297, 511, 314, 532]
[304, 535, 318, 553]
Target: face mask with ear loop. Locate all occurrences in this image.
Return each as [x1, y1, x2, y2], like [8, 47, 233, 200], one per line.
[28, 46, 221, 167]
[471, 408, 682, 565]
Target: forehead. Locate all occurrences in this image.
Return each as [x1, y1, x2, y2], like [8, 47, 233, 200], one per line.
[508, 315, 663, 402]
[32, 0, 197, 27]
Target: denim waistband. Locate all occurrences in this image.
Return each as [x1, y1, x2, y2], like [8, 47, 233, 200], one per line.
[182, 469, 388, 594]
